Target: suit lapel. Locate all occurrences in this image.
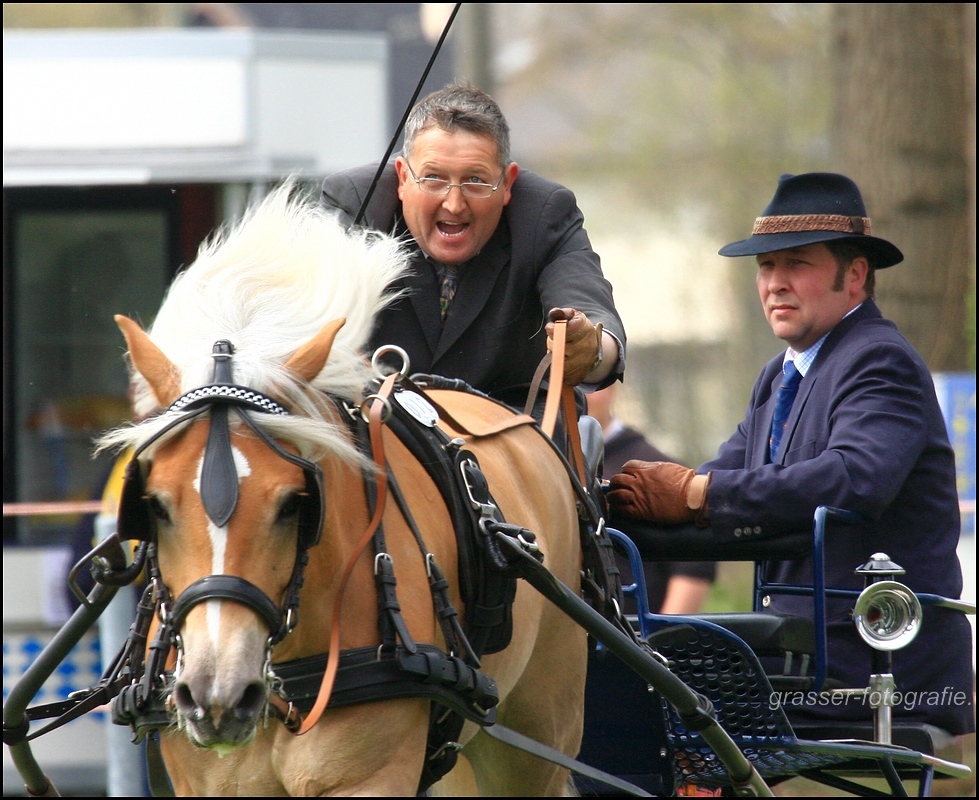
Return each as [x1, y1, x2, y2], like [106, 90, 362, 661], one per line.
[768, 301, 879, 463]
[433, 220, 511, 361]
[402, 251, 442, 354]
[755, 369, 783, 466]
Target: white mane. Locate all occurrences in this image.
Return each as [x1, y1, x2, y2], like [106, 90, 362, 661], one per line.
[99, 181, 409, 460]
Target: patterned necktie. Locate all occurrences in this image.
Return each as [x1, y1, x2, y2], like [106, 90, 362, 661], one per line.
[769, 360, 802, 462]
[439, 265, 458, 324]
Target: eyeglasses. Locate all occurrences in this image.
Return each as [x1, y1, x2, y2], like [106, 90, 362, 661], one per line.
[404, 161, 506, 199]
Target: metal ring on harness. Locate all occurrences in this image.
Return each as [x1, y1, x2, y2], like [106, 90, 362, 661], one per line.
[371, 344, 411, 380]
[360, 393, 394, 424]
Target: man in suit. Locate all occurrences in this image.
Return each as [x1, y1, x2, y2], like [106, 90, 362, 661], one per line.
[608, 172, 974, 737]
[320, 83, 625, 411]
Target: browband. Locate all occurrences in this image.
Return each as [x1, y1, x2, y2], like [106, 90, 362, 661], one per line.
[166, 384, 289, 416]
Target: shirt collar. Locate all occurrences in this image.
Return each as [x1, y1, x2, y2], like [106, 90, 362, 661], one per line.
[783, 302, 864, 376]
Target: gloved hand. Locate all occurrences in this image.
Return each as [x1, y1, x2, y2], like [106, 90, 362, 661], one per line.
[606, 460, 711, 527]
[546, 307, 603, 385]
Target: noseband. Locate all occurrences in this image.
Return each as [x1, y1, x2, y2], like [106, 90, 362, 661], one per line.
[118, 340, 325, 647]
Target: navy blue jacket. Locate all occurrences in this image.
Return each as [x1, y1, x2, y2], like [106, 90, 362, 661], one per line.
[702, 300, 973, 733]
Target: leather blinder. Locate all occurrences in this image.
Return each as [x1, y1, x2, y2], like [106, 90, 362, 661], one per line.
[118, 458, 156, 543]
[297, 465, 326, 549]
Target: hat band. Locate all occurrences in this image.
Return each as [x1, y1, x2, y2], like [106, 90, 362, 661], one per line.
[753, 214, 872, 236]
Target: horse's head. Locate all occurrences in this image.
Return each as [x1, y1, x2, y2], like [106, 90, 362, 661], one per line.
[116, 315, 354, 750]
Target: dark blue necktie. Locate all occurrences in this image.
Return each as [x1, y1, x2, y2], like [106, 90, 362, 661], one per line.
[769, 360, 802, 462]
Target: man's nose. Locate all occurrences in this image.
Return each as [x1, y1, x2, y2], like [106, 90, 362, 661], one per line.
[441, 185, 468, 213]
[766, 264, 791, 292]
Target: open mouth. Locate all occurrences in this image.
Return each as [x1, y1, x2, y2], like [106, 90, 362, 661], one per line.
[437, 221, 468, 237]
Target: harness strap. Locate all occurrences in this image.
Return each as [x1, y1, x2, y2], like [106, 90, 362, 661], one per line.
[400, 374, 537, 439]
[295, 371, 398, 735]
[384, 461, 481, 665]
[272, 644, 496, 722]
[541, 319, 567, 438]
[169, 575, 282, 634]
[523, 351, 552, 417]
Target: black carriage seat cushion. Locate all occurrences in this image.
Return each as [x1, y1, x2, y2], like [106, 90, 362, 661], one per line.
[693, 612, 816, 657]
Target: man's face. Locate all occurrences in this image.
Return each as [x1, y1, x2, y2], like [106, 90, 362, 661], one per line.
[395, 127, 518, 265]
[756, 243, 868, 351]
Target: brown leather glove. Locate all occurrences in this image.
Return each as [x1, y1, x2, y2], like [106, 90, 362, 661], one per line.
[545, 307, 603, 385]
[607, 460, 711, 527]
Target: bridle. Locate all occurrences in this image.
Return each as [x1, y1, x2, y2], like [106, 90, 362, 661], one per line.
[117, 340, 326, 654]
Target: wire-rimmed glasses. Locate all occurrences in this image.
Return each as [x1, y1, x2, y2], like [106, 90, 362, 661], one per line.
[404, 161, 506, 199]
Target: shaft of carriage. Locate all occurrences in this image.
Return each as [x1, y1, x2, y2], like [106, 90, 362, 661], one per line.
[491, 523, 775, 797]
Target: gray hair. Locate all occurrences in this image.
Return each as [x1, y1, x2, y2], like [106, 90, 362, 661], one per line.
[402, 83, 511, 168]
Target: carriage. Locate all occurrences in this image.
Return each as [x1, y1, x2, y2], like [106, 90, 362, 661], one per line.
[3, 184, 974, 797]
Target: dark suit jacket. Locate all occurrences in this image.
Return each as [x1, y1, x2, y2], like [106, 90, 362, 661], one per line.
[701, 300, 973, 733]
[320, 162, 625, 406]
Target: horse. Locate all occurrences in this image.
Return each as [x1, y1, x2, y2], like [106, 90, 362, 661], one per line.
[98, 183, 589, 796]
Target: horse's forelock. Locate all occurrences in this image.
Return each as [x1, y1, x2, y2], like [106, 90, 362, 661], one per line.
[139, 181, 408, 403]
[103, 180, 408, 462]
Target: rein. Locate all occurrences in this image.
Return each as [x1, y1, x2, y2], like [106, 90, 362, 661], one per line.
[293, 371, 398, 734]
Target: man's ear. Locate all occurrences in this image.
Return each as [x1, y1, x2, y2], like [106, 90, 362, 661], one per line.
[394, 157, 410, 201]
[501, 161, 520, 205]
[847, 255, 870, 296]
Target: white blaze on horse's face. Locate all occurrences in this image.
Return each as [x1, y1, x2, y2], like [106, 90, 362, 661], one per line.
[193, 446, 252, 647]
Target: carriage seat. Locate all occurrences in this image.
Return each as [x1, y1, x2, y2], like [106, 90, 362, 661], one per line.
[690, 612, 837, 693]
[695, 612, 815, 656]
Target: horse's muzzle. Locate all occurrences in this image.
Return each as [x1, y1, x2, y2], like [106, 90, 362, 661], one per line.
[172, 677, 269, 749]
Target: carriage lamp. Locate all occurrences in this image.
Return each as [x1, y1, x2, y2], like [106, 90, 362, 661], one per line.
[851, 553, 923, 744]
[853, 553, 922, 652]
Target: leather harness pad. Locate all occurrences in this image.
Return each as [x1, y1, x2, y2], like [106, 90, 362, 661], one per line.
[385, 388, 518, 655]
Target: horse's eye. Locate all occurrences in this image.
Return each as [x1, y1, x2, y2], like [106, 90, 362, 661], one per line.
[276, 493, 303, 524]
[147, 495, 170, 524]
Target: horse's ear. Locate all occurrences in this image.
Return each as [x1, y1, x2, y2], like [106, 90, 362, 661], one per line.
[115, 314, 182, 407]
[284, 317, 347, 383]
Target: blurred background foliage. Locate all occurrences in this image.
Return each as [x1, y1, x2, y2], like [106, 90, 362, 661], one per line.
[5, 2, 973, 465]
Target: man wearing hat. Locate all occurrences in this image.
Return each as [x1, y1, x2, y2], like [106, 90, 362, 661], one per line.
[608, 172, 974, 738]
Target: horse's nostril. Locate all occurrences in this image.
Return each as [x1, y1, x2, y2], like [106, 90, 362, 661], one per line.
[173, 682, 201, 717]
[235, 682, 268, 721]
